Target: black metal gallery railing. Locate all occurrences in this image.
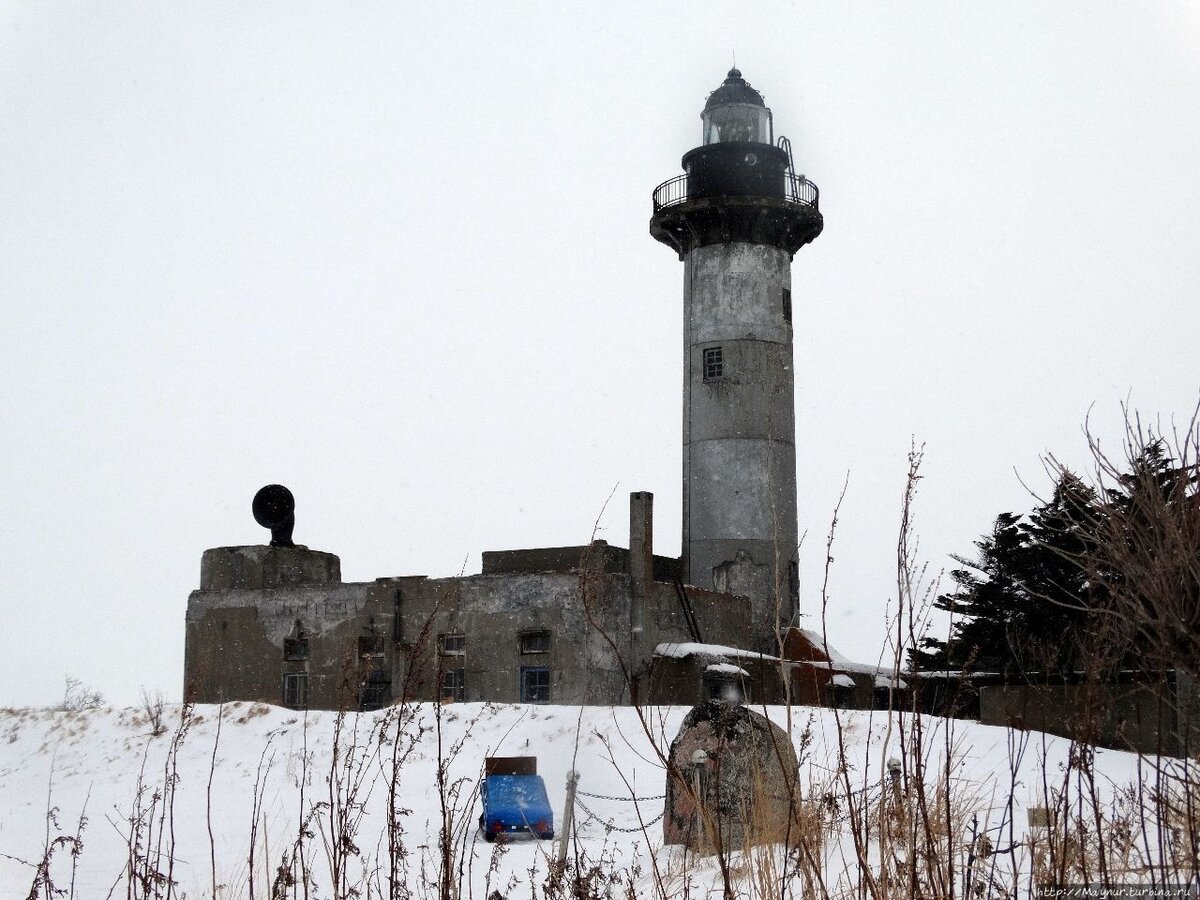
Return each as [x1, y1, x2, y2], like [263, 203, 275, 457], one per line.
[652, 171, 820, 213]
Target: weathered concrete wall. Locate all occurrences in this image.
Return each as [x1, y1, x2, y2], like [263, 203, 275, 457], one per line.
[481, 541, 679, 581]
[979, 681, 1183, 755]
[648, 583, 751, 656]
[481, 542, 625, 576]
[385, 571, 646, 705]
[683, 241, 798, 652]
[184, 580, 376, 707]
[200, 545, 341, 590]
[185, 544, 755, 709]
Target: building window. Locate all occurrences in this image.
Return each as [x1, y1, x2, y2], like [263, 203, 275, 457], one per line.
[782, 288, 792, 323]
[284, 637, 309, 661]
[829, 683, 854, 710]
[438, 632, 465, 656]
[519, 630, 551, 655]
[282, 673, 308, 709]
[359, 674, 390, 711]
[702, 347, 723, 382]
[359, 635, 385, 659]
[520, 667, 551, 704]
[441, 668, 465, 702]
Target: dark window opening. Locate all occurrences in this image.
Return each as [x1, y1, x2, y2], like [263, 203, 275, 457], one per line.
[438, 632, 465, 656]
[392, 590, 403, 644]
[359, 673, 391, 711]
[702, 347, 723, 383]
[519, 630, 551, 654]
[782, 288, 792, 323]
[359, 635, 385, 659]
[284, 637, 309, 661]
[282, 673, 309, 709]
[829, 683, 854, 710]
[520, 667, 551, 704]
[441, 669, 465, 702]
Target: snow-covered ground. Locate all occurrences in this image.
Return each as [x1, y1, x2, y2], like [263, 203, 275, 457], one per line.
[0, 701, 1182, 898]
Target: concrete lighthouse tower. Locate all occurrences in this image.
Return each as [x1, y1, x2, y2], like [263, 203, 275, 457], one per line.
[650, 69, 823, 652]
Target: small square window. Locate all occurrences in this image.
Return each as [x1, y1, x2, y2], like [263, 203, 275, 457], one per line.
[782, 288, 792, 323]
[520, 667, 551, 704]
[702, 347, 723, 382]
[519, 630, 551, 654]
[359, 635, 385, 659]
[438, 633, 465, 656]
[284, 637, 309, 661]
[441, 669, 465, 702]
[282, 673, 308, 709]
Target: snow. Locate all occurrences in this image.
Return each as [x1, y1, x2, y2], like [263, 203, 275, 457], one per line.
[705, 663, 750, 677]
[831, 673, 856, 688]
[0, 701, 1178, 897]
[874, 674, 908, 689]
[654, 641, 781, 661]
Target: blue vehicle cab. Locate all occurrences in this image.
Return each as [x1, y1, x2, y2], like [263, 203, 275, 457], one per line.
[479, 770, 554, 841]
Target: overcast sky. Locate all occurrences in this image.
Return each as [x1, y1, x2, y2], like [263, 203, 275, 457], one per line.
[2, 3, 1197, 707]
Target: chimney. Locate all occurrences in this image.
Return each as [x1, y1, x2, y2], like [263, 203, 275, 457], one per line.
[629, 491, 654, 693]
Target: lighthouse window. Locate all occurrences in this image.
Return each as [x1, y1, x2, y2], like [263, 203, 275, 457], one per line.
[703, 347, 724, 382]
[782, 288, 792, 323]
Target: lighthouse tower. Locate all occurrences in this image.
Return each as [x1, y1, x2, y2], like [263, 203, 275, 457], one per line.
[650, 69, 823, 652]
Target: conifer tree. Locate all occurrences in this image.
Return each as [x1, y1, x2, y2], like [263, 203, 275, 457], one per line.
[913, 436, 1198, 679]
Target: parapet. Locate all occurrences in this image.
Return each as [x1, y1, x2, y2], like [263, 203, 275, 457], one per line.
[199, 545, 341, 591]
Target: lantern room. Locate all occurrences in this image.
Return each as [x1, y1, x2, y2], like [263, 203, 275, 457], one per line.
[701, 68, 773, 145]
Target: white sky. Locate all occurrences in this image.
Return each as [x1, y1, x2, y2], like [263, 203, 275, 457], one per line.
[2, 3, 1198, 707]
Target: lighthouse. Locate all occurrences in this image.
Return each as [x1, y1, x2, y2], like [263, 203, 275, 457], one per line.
[650, 69, 823, 652]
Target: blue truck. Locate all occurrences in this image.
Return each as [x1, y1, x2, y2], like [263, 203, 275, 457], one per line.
[479, 756, 554, 841]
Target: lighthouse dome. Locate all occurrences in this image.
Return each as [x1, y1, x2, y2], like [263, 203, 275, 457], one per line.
[701, 68, 772, 145]
[703, 68, 766, 110]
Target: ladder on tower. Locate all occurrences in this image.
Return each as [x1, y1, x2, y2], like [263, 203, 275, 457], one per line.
[671, 576, 704, 644]
[778, 135, 796, 176]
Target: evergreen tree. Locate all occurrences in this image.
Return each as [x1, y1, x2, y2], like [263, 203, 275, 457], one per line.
[913, 439, 1198, 679]
[911, 476, 1095, 677]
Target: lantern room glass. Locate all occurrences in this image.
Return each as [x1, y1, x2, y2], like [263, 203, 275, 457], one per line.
[702, 103, 772, 145]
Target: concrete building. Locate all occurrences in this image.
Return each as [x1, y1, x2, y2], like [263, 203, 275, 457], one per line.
[186, 492, 760, 708]
[185, 70, 841, 710]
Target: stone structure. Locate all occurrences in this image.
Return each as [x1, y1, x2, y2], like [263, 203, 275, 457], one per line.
[663, 699, 800, 851]
[651, 68, 823, 651]
[185, 491, 754, 709]
[184, 70, 843, 710]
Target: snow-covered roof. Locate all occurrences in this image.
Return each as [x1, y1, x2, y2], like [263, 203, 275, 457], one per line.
[793, 629, 902, 678]
[874, 674, 908, 690]
[705, 662, 750, 677]
[654, 641, 781, 663]
[655, 638, 909, 685]
[831, 673, 856, 688]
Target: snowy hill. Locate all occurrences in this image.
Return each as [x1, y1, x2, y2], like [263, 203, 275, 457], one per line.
[0, 701, 1183, 898]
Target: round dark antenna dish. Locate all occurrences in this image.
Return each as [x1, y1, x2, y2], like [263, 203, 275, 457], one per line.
[252, 484, 296, 547]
